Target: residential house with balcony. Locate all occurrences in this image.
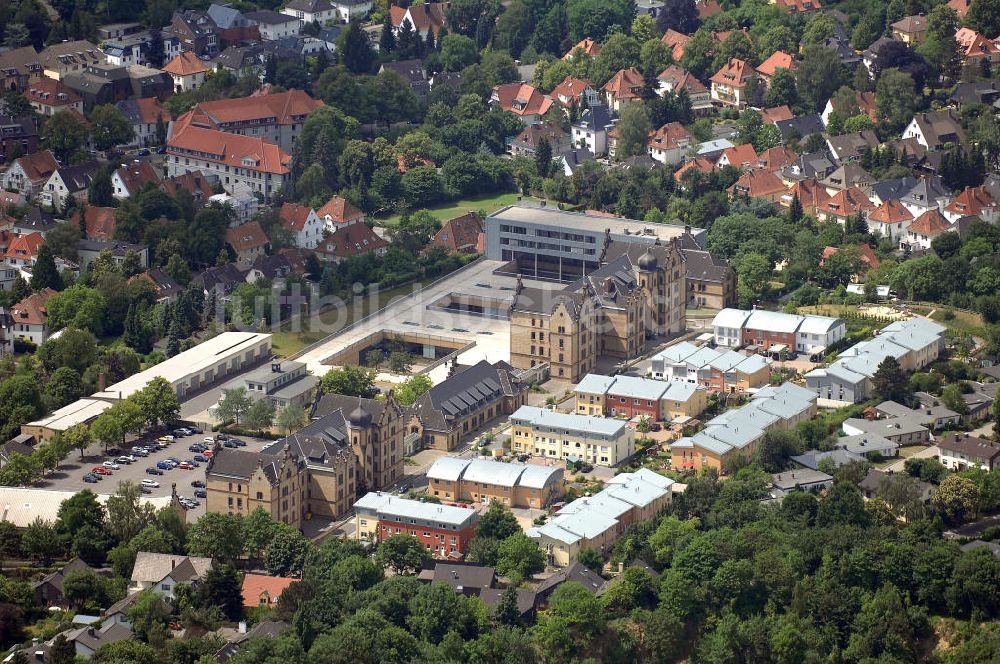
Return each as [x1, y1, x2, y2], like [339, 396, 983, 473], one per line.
[904, 209, 952, 251]
[867, 199, 915, 242]
[1, 150, 58, 199]
[602, 68, 644, 112]
[25, 78, 82, 117]
[40, 161, 98, 210]
[902, 110, 966, 151]
[891, 15, 927, 44]
[817, 187, 874, 225]
[710, 58, 755, 108]
[943, 185, 998, 223]
[727, 169, 787, 202]
[278, 202, 324, 249]
[490, 83, 552, 126]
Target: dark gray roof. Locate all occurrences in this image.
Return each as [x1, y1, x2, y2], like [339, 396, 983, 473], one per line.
[790, 448, 864, 470]
[78, 238, 146, 256]
[535, 562, 603, 598]
[827, 131, 879, 162]
[246, 9, 297, 24]
[16, 206, 58, 232]
[511, 285, 585, 317]
[871, 176, 919, 203]
[479, 587, 535, 615]
[56, 160, 99, 192]
[217, 621, 291, 662]
[950, 80, 1000, 106]
[0, 115, 38, 139]
[410, 360, 522, 434]
[194, 263, 247, 292]
[213, 44, 264, 70]
[206, 448, 268, 481]
[421, 561, 495, 590]
[782, 150, 835, 181]
[314, 393, 387, 422]
[560, 146, 594, 171]
[285, 0, 334, 12]
[32, 558, 93, 594]
[902, 176, 950, 207]
[574, 105, 614, 132]
[381, 59, 426, 85]
[682, 248, 731, 284]
[775, 114, 824, 143]
[251, 253, 292, 279]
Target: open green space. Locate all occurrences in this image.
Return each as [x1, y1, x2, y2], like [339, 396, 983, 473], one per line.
[374, 192, 541, 227]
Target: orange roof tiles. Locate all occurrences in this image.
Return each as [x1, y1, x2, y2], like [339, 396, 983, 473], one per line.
[602, 68, 645, 101]
[760, 105, 794, 124]
[279, 202, 315, 232]
[869, 199, 914, 224]
[241, 573, 297, 608]
[948, 0, 972, 18]
[167, 120, 291, 176]
[492, 83, 553, 117]
[696, 0, 722, 18]
[115, 162, 161, 196]
[10, 287, 56, 327]
[756, 51, 795, 77]
[427, 212, 483, 253]
[26, 77, 81, 107]
[133, 97, 172, 125]
[756, 146, 798, 172]
[226, 221, 269, 252]
[661, 30, 690, 61]
[162, 51, 209, 76]
[819, 187, 874, 218]
[675, 157, 716, 182]
[908, 209, 951, 236]
[728, 169, 787, 198]
[550, 76, 593, 106]
[162, 171, 214, 201]
[14, 151, 58, 185]
[390, 3, 447, 35]
[71, 207, 116, 240]
[317, 195, 364, 224]
[563, 37, 601, 60]
[648, 122, 693, 151]
[657, 65, 707, 95]
[955, 28, 1000, 57]
[2, 232, 44, 262]
[785, 178, 830, 210]
[719, 143, 758, 168]
[710, 58, 754, 87]
[821, 244, 881, 268]
[772, 0, 821, 12]
[315, 221, 387, 259]
[182, 89, 322, 128]
[945, 185, 998, 217]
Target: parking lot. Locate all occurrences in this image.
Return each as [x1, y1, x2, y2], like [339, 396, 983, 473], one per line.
[38, 428, 266, 522]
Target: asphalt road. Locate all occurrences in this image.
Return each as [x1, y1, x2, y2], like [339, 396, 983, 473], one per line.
[37, 429, 226, 520]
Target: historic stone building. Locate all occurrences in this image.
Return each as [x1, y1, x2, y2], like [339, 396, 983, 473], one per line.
[205, 393, 405, 521]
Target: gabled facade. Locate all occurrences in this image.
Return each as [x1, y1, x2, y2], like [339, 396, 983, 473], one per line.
[161, 51, 209, 93]
[601, 68, 644, 111]
[710, 58, 755, 108]
[278, 202, 324, 249]
[1, 150, 58, 199]
[490, 83, 553, 125]
[902, 110, 967, 150]
[40, 161, 98, 209]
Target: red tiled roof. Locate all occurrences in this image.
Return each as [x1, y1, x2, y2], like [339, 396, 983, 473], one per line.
[181, 89, 322, 128]
[390, 3, 448, 34]
[675, 157, 716, 182]
[657, 65, 707, 94]
[821, 244, 881, 268]
[134, 97, 171, 125]
[492, 83, 553, 117]
[167, 120, 291, 176]
[948, 0, 972, 18]
[14, 151, 58, 184]
[563, 37, 601, 60]
[550, 76, 593, 106]
[728, 169, 787, 198]
[26, 77, 81, 107]
[10, 287, 56, 327]
[2, 232, 44, 262]
[718, 143, 757, 168]
[71, 207, 116, 240]
[696, 0, 722, 18]
[710, 58, 754, 87]
[760, 106, 794, 124]
[241, 574, 297, 608]
[819, 187, 874, 217]
[428, 212, 483, 253]
[756, 146, 798, 172]
[115, 162, 161, 196]
[315, 221, 387, 259]
[944, 185, 998, 216]
[602, 68, 644, 101]
[869, 199, 914, 224]
[226, 221, 269, 252]
[756, 51, 795, 77]
[785, 178, 830, 210]
[713, 28, 751, 44]
[279, 202, 315, 232]
[955, 28, 1000, 57]
[772, 0, 821, 12]
[278, 247, 309, 272]
[661, 30, 689, 61]
[162, 51, 209, 76]
[317, 195, 364, 224]
[908, 209, 951, 236]
[647, 122, 692, 151]
[162, 171, 215, 201]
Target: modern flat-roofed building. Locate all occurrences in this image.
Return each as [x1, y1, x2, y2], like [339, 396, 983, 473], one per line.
[425, 457, 564, 508]
[93, 332, 271, 401]
[574, 373, 707, 420]
[485, 203, 703, 282]
[528, 468, 673, 566]
[354, 492, 479, 558]
[712, 308, 846, 356]
[509, 405, 635, 466]
[217, 359, 319, 411]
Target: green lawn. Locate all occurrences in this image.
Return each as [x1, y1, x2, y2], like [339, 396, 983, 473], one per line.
[374, 192, 540, 227]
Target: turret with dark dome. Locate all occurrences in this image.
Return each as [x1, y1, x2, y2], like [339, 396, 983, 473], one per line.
[637, 248, 658, 271]
[348, 402, 372, 428]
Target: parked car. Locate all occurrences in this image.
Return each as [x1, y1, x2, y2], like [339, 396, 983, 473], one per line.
[167, 456, 180, 463]
[223, 440, 237, 448]
[141, 479, 160, 488]
[103, 461, 120, 470]
[188, 444, 206, 453]
[107, 448, 121, 456]
[93, 467, 113, 475]
[191, 480, 205, 488]
[231, 439, 246, 447]
[146, 467, 163, 475]
[156, 461, 173, 470]
[202, 450, 213, 458]
[174, 428, 191, 437]
[176, 462, 194, 469]
[580, 463, 594, 473]
[138, 148, 150, 156]
[83, 474, 99, 483]
[193, 489, 207, 498]
[193, 455, 208, 463]
[116, 456, 132, 465]
[203, 437, 215, 444]
[140, 486, 153, 495]
[159, 435, 175, 442]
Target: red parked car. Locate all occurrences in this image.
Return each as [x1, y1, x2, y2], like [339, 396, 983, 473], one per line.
[202, 450, 213, 458]
[92, 467, 113, 475]
[176, 462, 194, 469]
